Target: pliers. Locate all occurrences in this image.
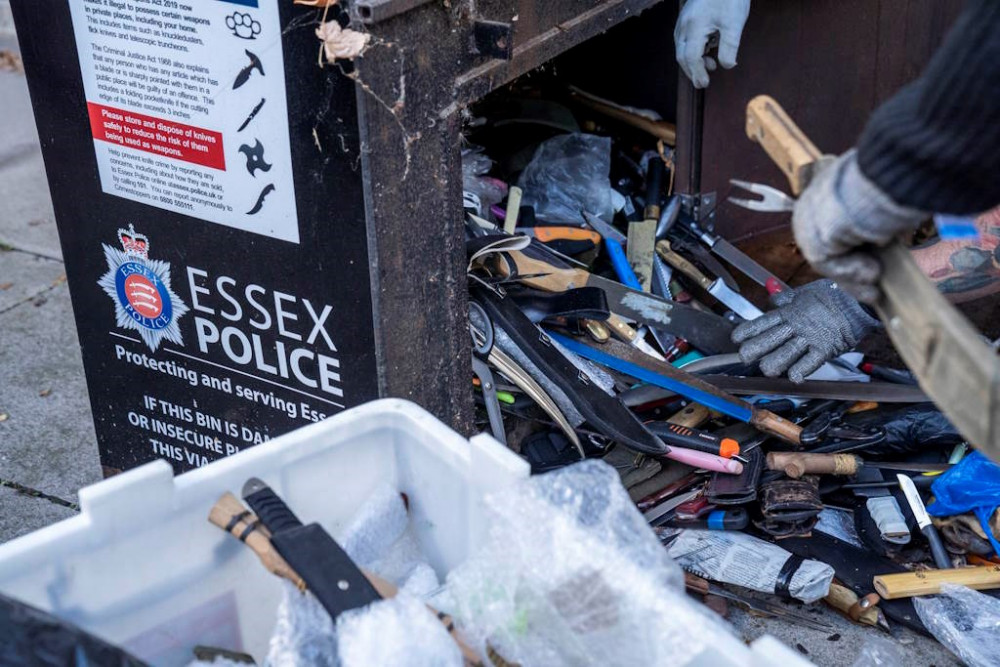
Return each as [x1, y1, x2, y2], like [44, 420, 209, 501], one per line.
[727, 179, 797, 213]
[469, 301, 507, 446]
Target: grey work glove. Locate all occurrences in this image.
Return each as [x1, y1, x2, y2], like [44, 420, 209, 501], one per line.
[793, 149, 927, 303]
[731, 280, 879, 383]
[674, 0, 750, 88]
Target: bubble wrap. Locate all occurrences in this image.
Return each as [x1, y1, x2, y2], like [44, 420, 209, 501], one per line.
[336, 482, 440, 598]
[913, 584, 1000, 667]
[336, 594, 462, 667]
[265, 582, 338, 667]
[446, 460, 729, 666]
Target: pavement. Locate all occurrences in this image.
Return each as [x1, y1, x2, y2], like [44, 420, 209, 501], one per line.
[0, 50, 103, 542]
[0, 37, 962, 666]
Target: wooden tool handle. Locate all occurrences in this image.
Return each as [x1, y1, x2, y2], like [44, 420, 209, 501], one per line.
[874, 565, 1000, 599]
[667, 403, 711, 428]
[606, 313, 638, 343]
[824, 583, 880, 627]
[208, 492, 306, 590]
[656, 240, 713, 290]
[766, 452, 858, 479]
[745, 95, 823, 196]
[684, 571, 712, 595]
[749, 409, 802, 445]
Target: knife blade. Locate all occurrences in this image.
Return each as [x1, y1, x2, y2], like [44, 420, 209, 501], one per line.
[655, 240, 762, 320]
[897, 474, 952, 569]
[684, 219, 789, 291]
[643, 488, 702, 525]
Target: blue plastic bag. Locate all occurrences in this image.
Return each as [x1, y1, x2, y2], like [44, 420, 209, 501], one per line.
[928, 452, 1000, 555]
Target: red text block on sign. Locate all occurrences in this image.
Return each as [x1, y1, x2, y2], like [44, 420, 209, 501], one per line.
[87, 102, 226, 171]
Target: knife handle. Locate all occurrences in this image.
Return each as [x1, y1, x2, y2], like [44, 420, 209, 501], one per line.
[750, 408, 803, 445]
[745, 95, 823, 196]
[208, 493, 306, 590]
[606, 237, 643, 290]
[664, 446, 744, 474]
[922, 524, 953, 570]
[655, 240, 713, 291]
[242, 478, 304, 535]
[648, 421, 740, 459]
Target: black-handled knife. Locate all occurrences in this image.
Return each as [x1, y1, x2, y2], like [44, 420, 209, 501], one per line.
[897, 474, 952, 569]
[242, 478, 381, 618]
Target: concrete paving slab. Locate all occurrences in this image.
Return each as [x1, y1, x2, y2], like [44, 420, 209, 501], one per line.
[0, 70, 61, 261]
[0, 486, 76, 544]
[0, 283, 100, 501]
[0, 248, 64, 313]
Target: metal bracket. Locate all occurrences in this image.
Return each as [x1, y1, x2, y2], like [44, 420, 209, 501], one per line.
[679, 191, 717, 223]
[471, 20, 514, 60]
[353, 0, 434, 24]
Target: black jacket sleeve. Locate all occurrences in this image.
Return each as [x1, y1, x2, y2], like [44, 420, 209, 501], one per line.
[857, 0, 1000, 215]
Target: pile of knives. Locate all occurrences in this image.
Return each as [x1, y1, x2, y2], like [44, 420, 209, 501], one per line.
[458, 99, 996, 642]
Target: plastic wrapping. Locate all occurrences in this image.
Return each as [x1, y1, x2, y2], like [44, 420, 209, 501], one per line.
[336, 594, 462, 667]
[446, 460, 730, 666]
[667, 529, 834, 603]
[337, 482, 441, 598]
[517, 133, 614, 223]
[850, 404, 963, 456]
[849, 635, 907, 666]
[462, 146, 506, 217]
[913, 584, 1000, 667]
[928, 451, 1000, 554]
[265, 583, 338, 667]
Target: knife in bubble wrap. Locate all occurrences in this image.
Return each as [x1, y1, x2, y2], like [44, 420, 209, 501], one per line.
[496, 248, 736, 354]
[242, 477, 382, 619]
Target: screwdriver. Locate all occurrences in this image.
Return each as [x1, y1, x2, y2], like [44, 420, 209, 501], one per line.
[646, 421, 744, 461]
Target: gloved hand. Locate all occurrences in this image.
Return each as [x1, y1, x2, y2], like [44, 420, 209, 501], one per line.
[731, 280, 879, 383]
[674, 0, 750, 88]
[793, 149, 927, 303]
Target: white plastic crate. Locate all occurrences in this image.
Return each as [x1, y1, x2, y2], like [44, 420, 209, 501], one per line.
[0, 399, 529, 664]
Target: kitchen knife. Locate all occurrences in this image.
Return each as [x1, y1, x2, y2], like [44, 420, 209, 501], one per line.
[656, 240, 762, 320]
[683, 217, 790, 291]
[897, 473, 952, 569]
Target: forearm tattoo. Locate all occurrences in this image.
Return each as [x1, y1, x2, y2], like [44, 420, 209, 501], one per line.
[912, 207, 1000, 303]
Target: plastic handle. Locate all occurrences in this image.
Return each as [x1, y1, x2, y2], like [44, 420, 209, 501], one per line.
[605, 238, 643, 290]
[663, 446, 743, 474]
[649, 421, 740, 459]
[923, 525, 953, 570]
[243, 484, 304, 535]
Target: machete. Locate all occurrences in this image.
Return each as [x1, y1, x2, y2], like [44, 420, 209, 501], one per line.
[743, 95, 1000, 461]
[548, 332, 803, 445]
[495, 247, 737, 354]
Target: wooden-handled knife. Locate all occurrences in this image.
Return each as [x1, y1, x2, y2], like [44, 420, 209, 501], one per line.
[744, 95, 1000, 461]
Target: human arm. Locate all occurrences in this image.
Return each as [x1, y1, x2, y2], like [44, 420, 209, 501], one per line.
[791, 0, 1000, 303]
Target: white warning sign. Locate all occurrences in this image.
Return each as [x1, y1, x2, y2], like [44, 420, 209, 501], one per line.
[69, 0, 299, 243]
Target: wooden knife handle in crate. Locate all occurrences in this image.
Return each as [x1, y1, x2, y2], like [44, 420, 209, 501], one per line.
[744, 94, 1000, 461]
